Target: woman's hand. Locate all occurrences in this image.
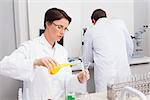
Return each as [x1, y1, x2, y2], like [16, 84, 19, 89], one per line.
[77, 69, 90, 83]
[33, 57, 58, 70]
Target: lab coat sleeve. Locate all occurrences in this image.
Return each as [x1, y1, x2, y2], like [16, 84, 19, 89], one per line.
[122, 22, 134, 57]
[82, 30, 93, 64]
[0, 42, 34, 81]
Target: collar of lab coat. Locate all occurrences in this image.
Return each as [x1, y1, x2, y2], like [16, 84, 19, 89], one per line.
[40, 34, 58, 50]
[96, 18, 108, 24]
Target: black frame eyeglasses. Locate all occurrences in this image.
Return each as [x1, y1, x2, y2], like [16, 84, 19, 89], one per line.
[52, 22, 69, 31]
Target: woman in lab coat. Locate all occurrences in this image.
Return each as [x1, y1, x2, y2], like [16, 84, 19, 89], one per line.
[0, 8, 89, 100]
[83, 9, 133, 92]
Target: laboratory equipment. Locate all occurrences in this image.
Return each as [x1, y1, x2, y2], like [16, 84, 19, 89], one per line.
[18, 88, 23, 100]
[48, 59, 83, 75]
[48, 63, 74, 75]
[80, 62, 91, 71]
[120, 86, 147, 100]
[132, 26, 148, 58]
[66, 93, 76, 100]
[84, 62, 91, 69]
[107, 73, 150, 100]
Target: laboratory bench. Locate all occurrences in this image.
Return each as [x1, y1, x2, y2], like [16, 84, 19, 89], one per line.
[57, 92, 150, 100]
[71, 56, 150, 93]
[129, 56, 150, 75]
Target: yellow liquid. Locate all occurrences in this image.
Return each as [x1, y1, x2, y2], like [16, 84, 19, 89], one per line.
[48, 63, 73, 75]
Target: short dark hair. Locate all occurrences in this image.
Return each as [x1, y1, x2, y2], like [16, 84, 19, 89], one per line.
[91, 9, 107, 22]
[44, 8, 72, 28]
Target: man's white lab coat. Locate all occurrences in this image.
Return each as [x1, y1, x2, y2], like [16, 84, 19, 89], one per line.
[0, 34, 85, 100]
[83, 18, 133, 92]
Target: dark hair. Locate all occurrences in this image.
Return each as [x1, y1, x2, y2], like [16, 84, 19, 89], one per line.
[44, 8, 72, 28]
[91, 9, 107, 22]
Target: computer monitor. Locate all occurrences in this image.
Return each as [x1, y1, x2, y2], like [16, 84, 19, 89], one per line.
[39, 29, 63, 46]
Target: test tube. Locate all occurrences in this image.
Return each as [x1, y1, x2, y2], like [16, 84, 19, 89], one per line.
[84, 62, 91, 69]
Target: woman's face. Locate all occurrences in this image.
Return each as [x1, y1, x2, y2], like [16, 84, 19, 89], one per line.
[46, 18, 69, 42]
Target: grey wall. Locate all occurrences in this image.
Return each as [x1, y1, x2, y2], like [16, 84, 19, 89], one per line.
[0, 0, 21, 100]
[0, 0, 16, 59]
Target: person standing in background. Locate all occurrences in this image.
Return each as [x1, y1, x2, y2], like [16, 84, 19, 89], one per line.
[82, 9, 133, 92]
[0, 8, 89, 100]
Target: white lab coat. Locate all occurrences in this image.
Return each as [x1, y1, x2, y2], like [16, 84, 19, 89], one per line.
[0, 34, 85, 100]
[83, 18, 133, 92]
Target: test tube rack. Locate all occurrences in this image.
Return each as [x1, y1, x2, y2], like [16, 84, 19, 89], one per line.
[107, 75, 150, 100]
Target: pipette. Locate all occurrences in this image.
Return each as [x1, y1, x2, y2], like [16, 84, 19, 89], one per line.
[85, 62, 91, 69]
